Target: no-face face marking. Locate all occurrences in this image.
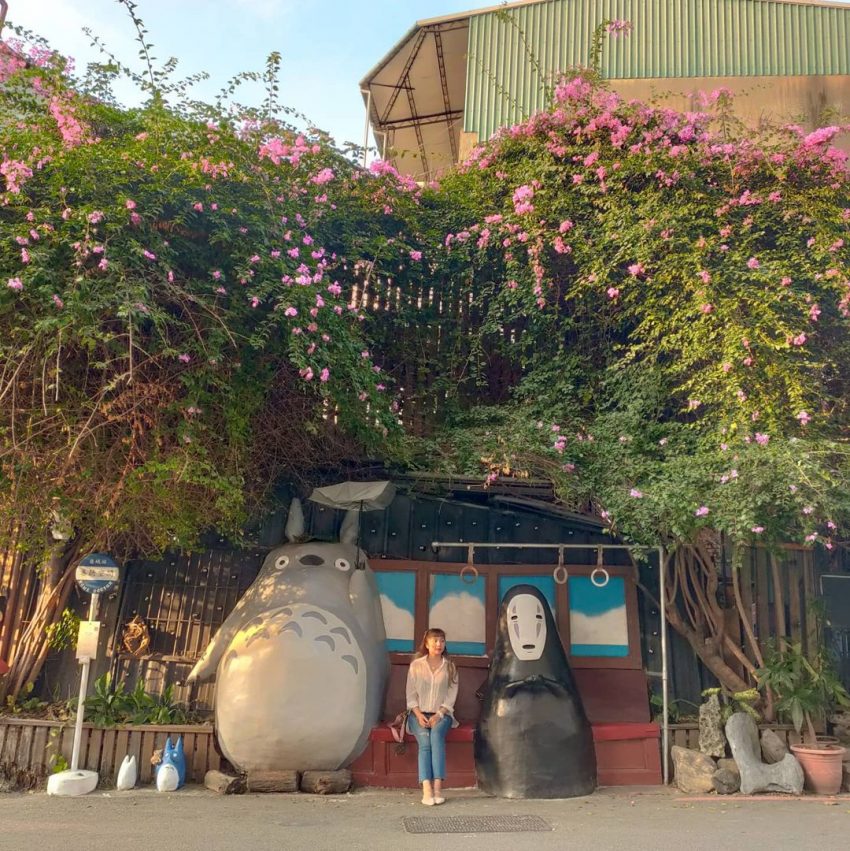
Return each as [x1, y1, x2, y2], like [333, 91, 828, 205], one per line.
[507, 593, 547, 660]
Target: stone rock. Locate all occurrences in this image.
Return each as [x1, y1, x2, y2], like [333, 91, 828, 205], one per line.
[699, 693, 727, 758]
[712, 767, 740, 795]
[842, 762, 850, 794]
[717, 757, 740, 781]
[671, 745, 716, 794]
[760, 729, 789, 764]
[300, 769, 352, 794]
[204, 769, 246, 795]
[725, 712, 803, 795]
[830, 711, 850, 747]
[247, 770, 300, 793]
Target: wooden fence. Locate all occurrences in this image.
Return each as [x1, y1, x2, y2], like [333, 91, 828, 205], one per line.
[0, 718, 219, 790]
[669, 722, 804, 751]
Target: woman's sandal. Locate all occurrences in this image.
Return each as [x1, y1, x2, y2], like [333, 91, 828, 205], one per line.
[434, 796, 446, 805]
[421, 796, 435, 806]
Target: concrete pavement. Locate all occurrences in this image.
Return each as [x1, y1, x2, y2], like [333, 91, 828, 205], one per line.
[0, 785, 848, 851]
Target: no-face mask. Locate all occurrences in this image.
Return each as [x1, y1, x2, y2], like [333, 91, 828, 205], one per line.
[507, 593, 546, 660]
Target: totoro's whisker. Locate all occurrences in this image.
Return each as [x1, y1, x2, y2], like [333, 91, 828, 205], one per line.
[341, 655, 359, 673]
[303, 610, 328, 624]
[330, 627, 352, 644]
[315, 635, 336, 651]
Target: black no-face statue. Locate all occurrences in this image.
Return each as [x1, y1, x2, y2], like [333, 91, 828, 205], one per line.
[474, 585, 597, 798]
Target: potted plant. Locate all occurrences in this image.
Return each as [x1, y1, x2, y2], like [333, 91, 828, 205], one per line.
[756, 642, 850, 794]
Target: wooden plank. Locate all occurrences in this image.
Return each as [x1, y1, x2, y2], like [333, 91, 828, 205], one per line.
[115, 729, 130, 768]
[84, 727, 103, 772]
[754, 548, 771, 646]
[30, 725, 49, 773]
[787, 559, 803, 646]
[0, 718, 8, 766]
[802, 550, 818, 657]
[15, 724, 34, 777]
[138, 731, 154, 784]
[738, 548, 756, 664]
[99, 728, 117, 780]
[3, 724, 19, 769]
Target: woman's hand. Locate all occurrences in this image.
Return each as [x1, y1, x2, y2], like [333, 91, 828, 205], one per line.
[414, 710, 428, 727]
[428, 712, 445, 728]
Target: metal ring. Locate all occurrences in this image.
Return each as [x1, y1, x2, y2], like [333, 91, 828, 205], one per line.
[553, 565, 568, 585]
[590, 567, 609, 588]
[460, 565, 479, 585]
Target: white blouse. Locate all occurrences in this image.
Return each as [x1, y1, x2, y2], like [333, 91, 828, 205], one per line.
[405, 655, 459, 725]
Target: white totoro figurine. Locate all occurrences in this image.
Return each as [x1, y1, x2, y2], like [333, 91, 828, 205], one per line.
[116, 754, 137, 791]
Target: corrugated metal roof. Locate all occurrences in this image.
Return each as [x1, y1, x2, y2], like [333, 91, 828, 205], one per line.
[465, 0, 850, 138]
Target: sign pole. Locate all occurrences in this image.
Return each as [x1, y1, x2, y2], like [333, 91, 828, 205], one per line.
[47, 553, 120, 796]
[70, 592, 99, 772]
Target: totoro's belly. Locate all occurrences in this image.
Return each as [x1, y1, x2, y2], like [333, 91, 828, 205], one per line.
[215, 604, 367, 771]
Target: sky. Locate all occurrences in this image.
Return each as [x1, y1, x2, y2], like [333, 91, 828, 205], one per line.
[9, 0, 482, 153]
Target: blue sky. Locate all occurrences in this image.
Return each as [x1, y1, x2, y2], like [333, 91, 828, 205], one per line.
[12, 0, 478, 153]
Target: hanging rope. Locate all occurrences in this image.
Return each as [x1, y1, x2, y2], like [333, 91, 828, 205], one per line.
[459, 545, 479, 585]
[591, 546, 609, 588]
[553, 547, 568, 585]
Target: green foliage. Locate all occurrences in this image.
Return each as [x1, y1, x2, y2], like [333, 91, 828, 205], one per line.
[0, 12, 426, 562]
[416, 70, 850, 550]
[48, 754, 69, 775]
[83, 673, 188, 727]
[45, 609, 81, 651]
[701, 686, 761, 723]
[4, 683, 47, 716]
[756, 643, 850, 741]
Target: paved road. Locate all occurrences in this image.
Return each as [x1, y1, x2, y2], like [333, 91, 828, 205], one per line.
[1, 785, 848, 851]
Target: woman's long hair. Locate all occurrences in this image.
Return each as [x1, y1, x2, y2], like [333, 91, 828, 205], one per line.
[417, 627, 458, 683]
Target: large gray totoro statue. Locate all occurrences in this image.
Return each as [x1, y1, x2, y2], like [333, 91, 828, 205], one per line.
[188, 499, 388, 772]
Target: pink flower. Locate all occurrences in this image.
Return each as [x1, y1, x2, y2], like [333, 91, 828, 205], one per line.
[7, 277, 23, 291]
[802, 506, 814, 515]
[695, 506, 710, 517]
[409, 250, 422, 261]
[797, 410, 811, 425]
[791, 333, 807, 346]
[88, 210, 104, 224]
[98, 258, 109, 271]
[780, 276, 792, 287]
[142, 250, 156, 261]
[212, 270, 222, 280]
[125, 199, 137, 210]
[721, 362, 732, 373]
[130, 213, 142, 226]
[52, 294, 64, 309]
[606, 287, 620, 299]
[284, 306, 298, 317]
[746, 257, 760, 269]
[311, 168, 335, 185]
[178, 353, 191, 363]
[754, 432, 769, 445]
[20, 248, 29, 263]
[809, 303, 821, 321]
[301, 367, 314, 381]
[700, 303, 713, 314]
[559, 220, 574, 233]
[319, 368, 330, 382]
[629, 488, 643, 498]
[751, 526, 765, 534]
[250, 296, 259, 308]
[698, 270, 711, 284]
[805, 533, 817, 543]
[628, 262, 645, 277]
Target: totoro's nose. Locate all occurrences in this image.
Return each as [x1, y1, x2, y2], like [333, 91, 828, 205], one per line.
[299, 554, 325, 566]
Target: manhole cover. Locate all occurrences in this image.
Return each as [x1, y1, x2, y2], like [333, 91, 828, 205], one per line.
[403, 814, 553, 834]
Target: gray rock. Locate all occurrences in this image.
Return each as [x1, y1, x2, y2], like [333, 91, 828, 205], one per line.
[842, 762, 850, 794]
[699, 693, 727, 758]
[726, 712, 804, 795]
[672, 745, 716, 794]
[712, 767, 741, 795]
[717, 757, 741, 780]
[760, 728, 789, 764]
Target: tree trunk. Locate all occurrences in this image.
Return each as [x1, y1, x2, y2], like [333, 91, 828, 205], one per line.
[0, 535, 82, 704]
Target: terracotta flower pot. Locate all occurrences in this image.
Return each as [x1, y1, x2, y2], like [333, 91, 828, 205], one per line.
[789, 743, 846, 794]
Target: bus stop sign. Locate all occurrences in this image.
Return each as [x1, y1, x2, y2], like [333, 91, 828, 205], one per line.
[76, 553, 120, 595]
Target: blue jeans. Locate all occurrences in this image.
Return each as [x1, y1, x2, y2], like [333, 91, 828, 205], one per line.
[408, 712, 452, 783]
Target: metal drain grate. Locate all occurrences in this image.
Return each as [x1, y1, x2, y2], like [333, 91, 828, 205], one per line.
[403, 814, 553, 834]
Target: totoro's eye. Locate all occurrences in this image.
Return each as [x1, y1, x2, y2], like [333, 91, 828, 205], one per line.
[334, 558, 350, 571]
[274, 555, 290, 570]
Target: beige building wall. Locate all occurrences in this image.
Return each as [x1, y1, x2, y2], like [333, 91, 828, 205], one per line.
[458, 75, 850, 159]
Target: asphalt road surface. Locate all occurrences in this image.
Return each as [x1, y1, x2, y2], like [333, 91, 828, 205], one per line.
[1, 785, 848, 851]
